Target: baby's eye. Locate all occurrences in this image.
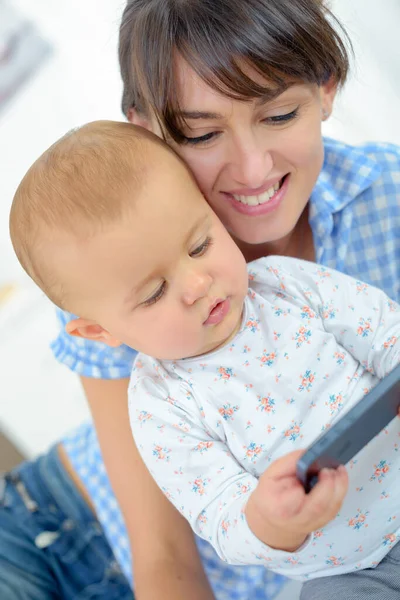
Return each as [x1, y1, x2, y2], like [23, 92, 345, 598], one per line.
[143, 281, 166, 306]
[190, 237, 212, 257]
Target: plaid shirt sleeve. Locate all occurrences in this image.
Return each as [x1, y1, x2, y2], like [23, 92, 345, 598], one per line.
[51, 308, 137, 379]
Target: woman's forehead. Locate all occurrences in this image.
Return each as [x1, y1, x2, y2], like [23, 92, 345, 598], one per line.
[173, 56, 313, 116]
[173, 55, 296, 112]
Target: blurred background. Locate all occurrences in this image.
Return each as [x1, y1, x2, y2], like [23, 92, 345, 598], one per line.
[0, 0, 399, 467]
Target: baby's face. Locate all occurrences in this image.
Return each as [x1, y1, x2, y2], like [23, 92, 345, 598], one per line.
[64, 151, 249, 359]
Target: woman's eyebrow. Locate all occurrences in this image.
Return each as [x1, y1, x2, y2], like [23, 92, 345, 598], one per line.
[255, 86, 290, 106]
[177, 110, 222, 120]
[177, 87, 290, 119]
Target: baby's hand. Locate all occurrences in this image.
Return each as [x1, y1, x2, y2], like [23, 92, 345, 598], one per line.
[245, 450, 348, 552]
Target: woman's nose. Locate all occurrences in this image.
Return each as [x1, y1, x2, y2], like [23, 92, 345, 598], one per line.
[229, 135, 273, 189]
[181, 269, 212, 305]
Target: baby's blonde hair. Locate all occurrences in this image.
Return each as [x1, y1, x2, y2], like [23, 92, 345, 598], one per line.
[9, 120, 172, 309]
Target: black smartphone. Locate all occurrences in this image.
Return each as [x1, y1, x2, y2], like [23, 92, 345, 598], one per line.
[296, 363, 400, 493]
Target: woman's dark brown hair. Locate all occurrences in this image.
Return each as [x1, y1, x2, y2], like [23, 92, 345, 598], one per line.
[119, 0, 351, 141]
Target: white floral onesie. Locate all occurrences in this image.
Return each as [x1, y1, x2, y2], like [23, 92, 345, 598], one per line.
[129, 256, 400, 581]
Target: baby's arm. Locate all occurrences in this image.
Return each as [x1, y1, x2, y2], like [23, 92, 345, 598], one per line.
[129, 374, 347, 574]
[262, 257, 400, 378]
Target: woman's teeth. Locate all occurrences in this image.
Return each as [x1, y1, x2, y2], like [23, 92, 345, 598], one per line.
[232, 181, 281, 206]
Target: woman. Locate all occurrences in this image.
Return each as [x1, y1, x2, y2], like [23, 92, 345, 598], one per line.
[1, 1, 399, 598]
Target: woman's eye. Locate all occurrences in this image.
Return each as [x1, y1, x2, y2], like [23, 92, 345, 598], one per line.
[190, 237, 212, 257]
[181, 131, 218, 146]
[143, 281, 166, 306]
[263, 107, 299, 125]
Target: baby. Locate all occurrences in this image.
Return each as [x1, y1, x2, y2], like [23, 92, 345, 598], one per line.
[10, 121, 400, 583]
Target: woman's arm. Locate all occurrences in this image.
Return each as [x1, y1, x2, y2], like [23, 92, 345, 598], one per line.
[80, 375, 215, 600]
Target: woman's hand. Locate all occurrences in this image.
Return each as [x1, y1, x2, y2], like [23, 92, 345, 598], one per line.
[245, 450, 348, 553]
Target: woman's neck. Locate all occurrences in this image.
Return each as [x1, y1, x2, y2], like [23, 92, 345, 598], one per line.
[236, 207, 315, 264]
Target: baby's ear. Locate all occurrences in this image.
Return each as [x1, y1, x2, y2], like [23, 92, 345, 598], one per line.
[65, 318, 122, 347]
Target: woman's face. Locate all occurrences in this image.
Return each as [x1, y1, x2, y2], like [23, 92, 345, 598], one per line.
[130, 58, 336, 251]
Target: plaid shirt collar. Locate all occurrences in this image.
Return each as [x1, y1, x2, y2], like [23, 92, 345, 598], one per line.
[310, 138, 382, 260]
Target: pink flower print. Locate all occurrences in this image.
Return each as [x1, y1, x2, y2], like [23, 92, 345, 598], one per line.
[244, 383, 253, 392]
[326, 556, 345, 567]
[194, 441, 214, 453]
[384, 335, 397, 349]
[333, 351, 346, 365]
[254, 553, 272, 562]
[199, 363, 208, 370]
[221, 520, 231, 537]
[348, 509, 369, 530]
[313, 529, 324, 540]
[166, 395, 178, 406]
[273, 305, 290, 317]
[218, 403, 239, 421]
[357, 317, 373, 338]
[243, 442, 265, 464]
[243, 345, 251, 354]
[325, 392, 344, 416]
[355, 281, 368, 295]
[257, 394, 276, 414]
[191, 477, 210, 496]
[316, 267, 331, 279]
[248, 270, 256, 281]
[283, 420, 303, 442]
[383, 533, 397, 547]
[235, 481, 252, 496]
[216, 366, 234, 381]
[321, 302, 338, 320]
[273, 330, 281, 341]
[198, 510, 208, 530]
[245, 318, 260, 332]
[258, 350, 277, 367]
[355, 545, 363, 553]
[293, 325, 312, 348]
[370, 460, 390, 483]
[138, 411, 152, 425]
[301, 305, 316, 320]
[153, 445, 171, 462]
[284, 556, 301, 566]
[387, 299, 397, 312]
[134, 359, 143, 370]
[267, 265, 280, 276]
[173, 421, 191, 433]
[298, 370, 316, 392]
[266, 424, 276, 434]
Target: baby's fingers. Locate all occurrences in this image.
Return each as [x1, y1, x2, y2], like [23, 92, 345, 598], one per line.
[302, 466, 348, 527]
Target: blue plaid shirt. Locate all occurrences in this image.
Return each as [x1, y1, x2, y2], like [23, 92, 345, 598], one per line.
[53, 137, 400, 599]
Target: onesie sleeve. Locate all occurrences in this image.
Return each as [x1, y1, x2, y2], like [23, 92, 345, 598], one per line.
[254, 257, 400, 378]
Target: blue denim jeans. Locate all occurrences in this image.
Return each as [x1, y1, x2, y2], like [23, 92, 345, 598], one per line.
[0, 445, 133, 599]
